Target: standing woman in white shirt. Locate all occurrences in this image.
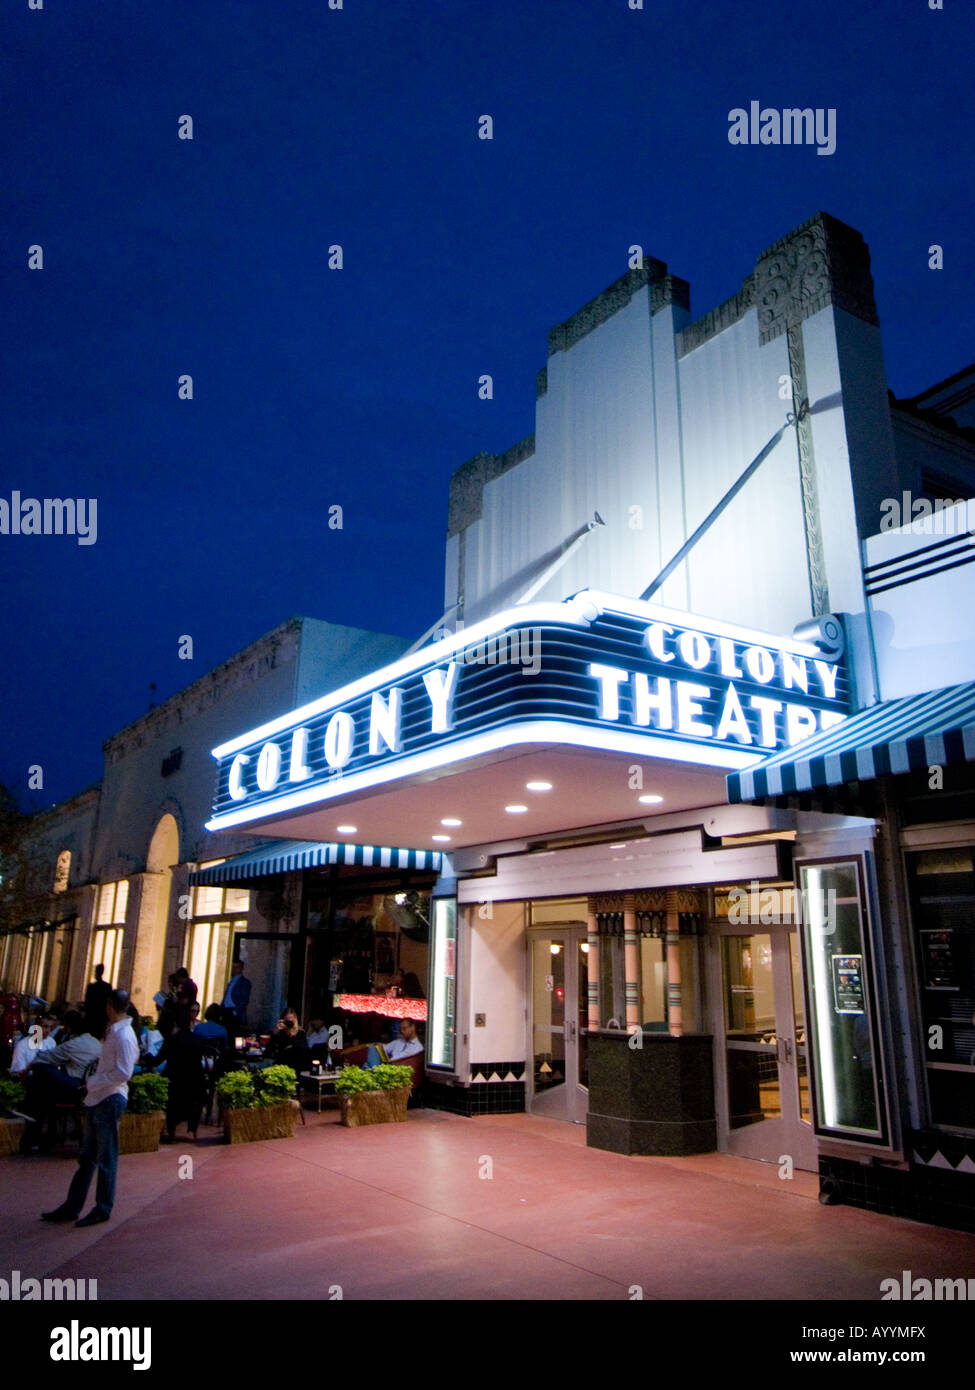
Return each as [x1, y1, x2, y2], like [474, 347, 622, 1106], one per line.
[41, 988, 140, 1229]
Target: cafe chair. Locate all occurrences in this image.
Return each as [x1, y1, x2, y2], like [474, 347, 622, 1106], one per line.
[50, 1059, 99, 1150]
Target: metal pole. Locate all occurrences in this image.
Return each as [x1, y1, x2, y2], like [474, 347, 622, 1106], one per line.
[639, 411, 803, 604]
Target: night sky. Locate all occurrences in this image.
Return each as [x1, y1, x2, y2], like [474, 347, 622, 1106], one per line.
[2, 0, 972, 810]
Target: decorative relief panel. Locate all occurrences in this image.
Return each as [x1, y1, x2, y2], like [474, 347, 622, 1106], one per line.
[753, 212, 878, 346]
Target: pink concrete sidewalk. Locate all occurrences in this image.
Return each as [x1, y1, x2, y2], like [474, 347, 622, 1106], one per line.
[2, 1108, 974, 1301]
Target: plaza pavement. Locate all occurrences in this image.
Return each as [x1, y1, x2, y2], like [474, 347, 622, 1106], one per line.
[2, 1107, 974, 1301]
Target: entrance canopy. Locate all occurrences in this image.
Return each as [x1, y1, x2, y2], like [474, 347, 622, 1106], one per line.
[189, 840, 442, 886]
[727, 679, 975, 802]
[205, 591, 848, 852]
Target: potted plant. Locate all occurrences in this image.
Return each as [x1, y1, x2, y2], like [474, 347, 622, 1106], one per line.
[217, 1065, 300, 1144]
[0, 1078, 27, 1157]
[335, 1063, 414, 1128]
[119, 1073, 169, 1154]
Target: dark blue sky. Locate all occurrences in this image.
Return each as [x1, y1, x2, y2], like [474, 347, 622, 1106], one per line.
[2, 0, 972, 809]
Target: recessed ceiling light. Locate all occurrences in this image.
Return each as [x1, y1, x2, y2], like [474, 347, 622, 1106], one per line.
[525, 781, 552, 792]
[432, 834, 451, 843]
[505, 804, 528, 814]
[610, 843, 627, 849]
[336, 825, 357, 834]
[441, 817, 462, 827]
[639, 794, 663, 805]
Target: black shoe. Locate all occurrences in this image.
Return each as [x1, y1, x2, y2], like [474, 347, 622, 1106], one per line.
[41, 1205, 79, 1222]
[74, 1209, 110, 1228]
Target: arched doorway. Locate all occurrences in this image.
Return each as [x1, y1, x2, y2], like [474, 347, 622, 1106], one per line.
[130, 814, 180, 1014]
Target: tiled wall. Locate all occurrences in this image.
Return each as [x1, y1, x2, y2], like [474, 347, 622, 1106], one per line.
[820, 1130, 975, 1233]
[424, 1061, 527, 1116]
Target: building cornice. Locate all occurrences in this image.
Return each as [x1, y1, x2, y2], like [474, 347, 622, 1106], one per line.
[103, 619, 305, 765]
[678, 211, 879, 358]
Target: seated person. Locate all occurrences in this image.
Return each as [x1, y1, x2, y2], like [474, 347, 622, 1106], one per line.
[141, 1019, 164, 1059]
[194, 1003, 229, 1050]
[305, 1017, 330, 1062]
[9, 1013, 58, 1077]
[262, 1010, 311, 1074]
[365, 1017, 424, 1068]
[18, 1011, 102, 1152]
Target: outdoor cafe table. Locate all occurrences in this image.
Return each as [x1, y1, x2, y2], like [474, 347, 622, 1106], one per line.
[300, 1070, 341, 1111]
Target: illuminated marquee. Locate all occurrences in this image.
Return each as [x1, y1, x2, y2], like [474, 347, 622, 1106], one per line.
[206, 591, 849, 832]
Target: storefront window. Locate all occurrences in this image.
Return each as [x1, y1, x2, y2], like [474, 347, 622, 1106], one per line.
[88, 926, 123, 991]
[908, 847, 975, 1131]
[797, 860, 885, 1140]
[96, 879, 128, 928]
[25, 930, 53, 998]
[189, 875, 252, 1015]
[429, 897, 457, 1069]
[186, 919, 245, 1013]
[598, 924, 626, 1028]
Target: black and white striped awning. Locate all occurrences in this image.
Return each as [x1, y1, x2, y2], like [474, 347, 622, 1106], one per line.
[189, 840, 442, 885]
[727, 680, 975, 803]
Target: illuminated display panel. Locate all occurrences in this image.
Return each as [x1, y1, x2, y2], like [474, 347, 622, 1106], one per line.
[207, 593, 848, 833]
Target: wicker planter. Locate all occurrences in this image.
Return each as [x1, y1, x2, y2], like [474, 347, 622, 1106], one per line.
[339, 1087, 410, 1128]
[119, 1111, 165, 1155]
[223, 1100, 299, 1145]
[0, 1118, 25, 1157]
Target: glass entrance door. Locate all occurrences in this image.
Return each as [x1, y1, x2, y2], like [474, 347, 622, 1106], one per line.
[528, 925, 589, 1123]
[714, 926, 816, 1170]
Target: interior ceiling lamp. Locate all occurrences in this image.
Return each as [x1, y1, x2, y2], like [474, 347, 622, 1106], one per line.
[383, 891, 430, 942]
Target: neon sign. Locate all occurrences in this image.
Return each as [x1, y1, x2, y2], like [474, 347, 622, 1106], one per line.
[206, 591, 848, 832]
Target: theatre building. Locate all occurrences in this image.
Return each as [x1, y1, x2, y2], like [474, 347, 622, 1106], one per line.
[201, 212, 975, 1228]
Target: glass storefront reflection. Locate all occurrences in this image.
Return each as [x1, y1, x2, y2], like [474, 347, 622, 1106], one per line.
[722, 934, 781, 1128]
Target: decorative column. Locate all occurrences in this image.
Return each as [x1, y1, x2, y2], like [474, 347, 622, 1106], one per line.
[67, 884, 98, 1003]
[751, 213, 879, 618]
[586, 899, 600, 1032]
[665, 890, 683, 1037]
[623, 893, 640, 1031]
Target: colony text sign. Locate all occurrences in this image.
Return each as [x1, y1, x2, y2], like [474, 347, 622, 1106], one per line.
[206, 590, 849, 832]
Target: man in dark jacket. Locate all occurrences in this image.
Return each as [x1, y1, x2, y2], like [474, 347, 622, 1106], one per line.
[220, 961, 251, 1037]
[83, 965, 112, 1039]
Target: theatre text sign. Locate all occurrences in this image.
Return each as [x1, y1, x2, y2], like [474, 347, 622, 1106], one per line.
[206, 591, 848, 831]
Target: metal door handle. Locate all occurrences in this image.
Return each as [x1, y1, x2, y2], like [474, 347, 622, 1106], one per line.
[777, 1036, 793, 1065]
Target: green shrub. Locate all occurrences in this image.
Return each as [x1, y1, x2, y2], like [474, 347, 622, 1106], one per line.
[0, 1078, 26, 1118]
[253, 1064, 296, 1108]
[216, 1070, 257, 1111]
[127, 1072, 169, 1115]
[334, 1064, 413, 1096]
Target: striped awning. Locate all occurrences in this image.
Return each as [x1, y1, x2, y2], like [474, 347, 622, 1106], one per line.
[728, 680, 975, 803]
[189, 840, 442, 885]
